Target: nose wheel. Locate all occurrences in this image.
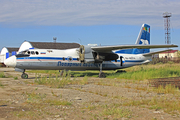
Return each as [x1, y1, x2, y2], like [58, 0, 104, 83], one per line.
[21, 73, 28, 79]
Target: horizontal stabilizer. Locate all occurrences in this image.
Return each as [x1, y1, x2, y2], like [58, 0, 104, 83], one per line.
[91, 44, 178, 52]
[142, 49, 173, 56]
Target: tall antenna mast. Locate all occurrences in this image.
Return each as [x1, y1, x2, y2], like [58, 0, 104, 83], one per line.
[163, 12, 172, 44]
[53, 37, 57, 43]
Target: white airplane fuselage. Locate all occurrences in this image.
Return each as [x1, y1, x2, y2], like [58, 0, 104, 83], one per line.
[5, 48, 151, 71]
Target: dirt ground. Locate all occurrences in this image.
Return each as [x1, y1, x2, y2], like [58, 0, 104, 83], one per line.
[0, 68, 180, 120]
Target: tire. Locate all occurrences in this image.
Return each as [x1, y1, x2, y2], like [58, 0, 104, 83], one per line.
[21, 73, 28, 79]
[99, 72, 106, 78]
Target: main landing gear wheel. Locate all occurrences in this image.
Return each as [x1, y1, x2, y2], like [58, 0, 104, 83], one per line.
[21, 73, 28, 79]
[99, 72, 105, 78]
[99, 63, 106, 78]
[59, 70, 64, 76]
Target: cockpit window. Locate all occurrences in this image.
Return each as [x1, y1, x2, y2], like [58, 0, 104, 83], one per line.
[18, 50, 39, 56]
[19, 50, 28, 54]
[31, 51, 35, 55]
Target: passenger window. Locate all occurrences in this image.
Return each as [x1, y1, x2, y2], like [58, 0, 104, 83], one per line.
[35, 51, 39, 55]
[63, 57, 65, 61]
[77, 58, 79, 61]
[69, 57, 72, 61]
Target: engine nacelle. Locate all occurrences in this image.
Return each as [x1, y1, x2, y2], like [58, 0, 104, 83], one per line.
[93, 52, 119, 62]
[79, 45, 95, 63]
[79, 45, 119, 63]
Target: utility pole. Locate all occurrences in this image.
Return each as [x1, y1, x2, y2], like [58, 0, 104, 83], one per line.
[163, 12, 172, 45]
[163, 12, 172, 58]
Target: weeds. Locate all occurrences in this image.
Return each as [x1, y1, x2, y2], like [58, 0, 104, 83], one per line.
[101, 104, 132, 118]
[81, 76, 88, 85]
[107, 63, 180, 80]
[0, 72, 6, 78]
[27, 63, 180, 80]
[34, 70, 89, 88]
[34, 72, 71, 88]
[23, 91, 47, 103]
[154, 84, 179, 94]
[0, 81, 4, 87]
[123, 95, 180, 114]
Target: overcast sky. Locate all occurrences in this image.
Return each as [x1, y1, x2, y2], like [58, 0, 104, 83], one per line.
[0, 0, 180, 50]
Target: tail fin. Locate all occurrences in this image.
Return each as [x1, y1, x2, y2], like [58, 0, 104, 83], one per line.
[115, 24, 150, 54]
[135, 24, 150, 45]
[133, 24, 150, 54]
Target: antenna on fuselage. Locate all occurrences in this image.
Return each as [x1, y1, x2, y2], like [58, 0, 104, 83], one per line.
[78, 38, 82, 45]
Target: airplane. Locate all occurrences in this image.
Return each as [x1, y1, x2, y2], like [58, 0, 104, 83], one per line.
[4, 24, 178, 79]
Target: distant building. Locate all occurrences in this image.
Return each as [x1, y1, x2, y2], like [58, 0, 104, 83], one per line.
[0, 47, 19, 64]
[18, 41, 80, 52]
[152, 54, 159, 58]
[159, 50, 178, 58]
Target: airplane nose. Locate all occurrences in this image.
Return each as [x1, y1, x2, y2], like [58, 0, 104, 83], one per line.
[4, 56, 17, 67]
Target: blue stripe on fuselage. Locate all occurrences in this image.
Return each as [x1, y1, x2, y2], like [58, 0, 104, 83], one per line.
[17, 57, 144, 63]
[17, 57, 78, 61]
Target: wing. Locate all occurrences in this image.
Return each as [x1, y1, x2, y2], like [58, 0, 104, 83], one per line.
[91, 44, 178, 52]
[142, 49, 173, 56]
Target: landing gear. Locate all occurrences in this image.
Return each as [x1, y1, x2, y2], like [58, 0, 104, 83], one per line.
[59, 70, 64, 76]
[99, 72, 105, 78]
[59, 70, 69, 77]
[21, 73, 28, 79]
[99, 63, 106, 78]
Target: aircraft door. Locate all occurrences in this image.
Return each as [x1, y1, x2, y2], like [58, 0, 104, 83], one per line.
[120, 56, 125, 66]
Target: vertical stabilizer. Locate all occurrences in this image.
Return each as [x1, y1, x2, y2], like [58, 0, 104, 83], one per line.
[115, 24, 150, 54]
[135, 24, 150, 45]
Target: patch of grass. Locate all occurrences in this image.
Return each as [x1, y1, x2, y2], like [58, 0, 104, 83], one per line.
[80, 76, 88, 85]
[34, 71, 70, 88]
[154, 84, 180, 94]
[34, 71, 89, 88]
[27, 70, 59, 74]
[0, 100, 9, 105]
[23, 91, 47, 104]
[123, 95, 180, 114]
[27, 63, 180, 80]
[16, 91, 71, 119]
[0, 81, 4, 88]
[28, 69, 115, 78]
[101, 104, 132, 119]
[0, 72, 6, 78]
[13, 111, 42, 119]
[82, 104, 97, 111]
[107, 63, 180, 80]
[14, 76, 18, 80]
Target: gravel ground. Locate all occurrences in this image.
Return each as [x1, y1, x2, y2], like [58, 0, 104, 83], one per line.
[0, 67, 179, 120]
